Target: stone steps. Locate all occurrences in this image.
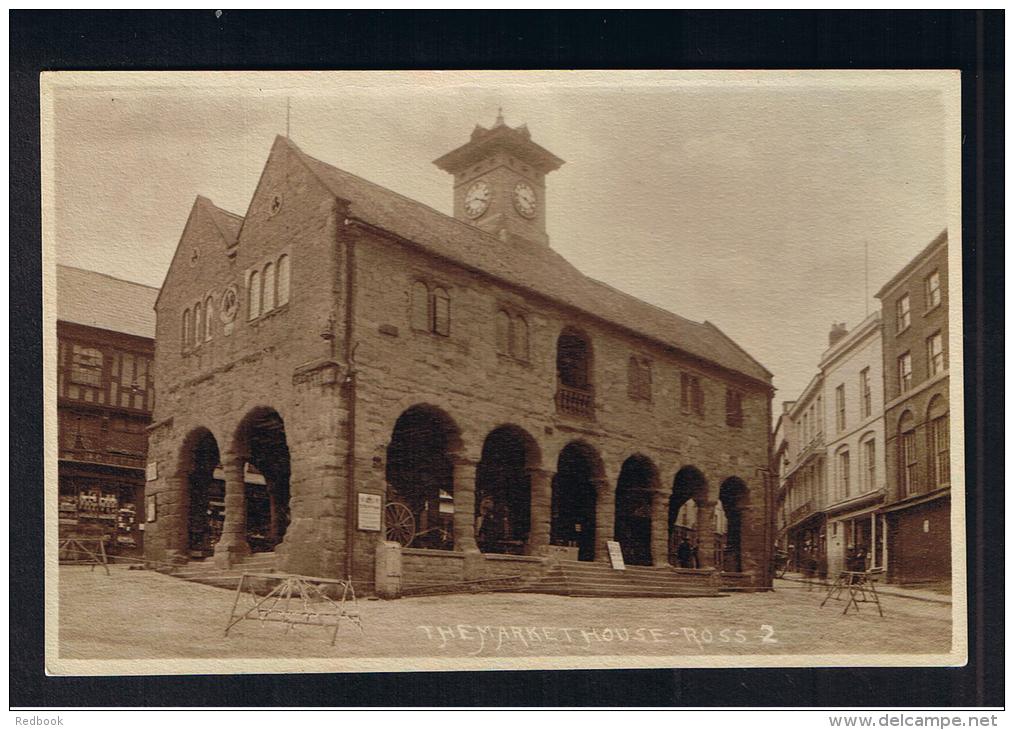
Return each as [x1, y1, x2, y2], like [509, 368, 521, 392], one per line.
[169, 551, 278, 590]
[524, 560, 724, 598]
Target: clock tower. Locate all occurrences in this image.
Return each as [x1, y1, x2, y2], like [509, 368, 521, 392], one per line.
[433, 110, 564, 247]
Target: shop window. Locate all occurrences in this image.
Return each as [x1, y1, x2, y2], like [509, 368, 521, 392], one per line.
[927, 332, 945, 376]
[262, 261, 275, 312]
[725, 388, 744, 427]
[276, 254, 290, 306]
[70, 345, 104, 387]
[925, 270, 941, 310]
[896, 294, 911, 332]
[898, 352, 912, 394]
[248, 270, 261, 320]
[627, 356, 652, 402]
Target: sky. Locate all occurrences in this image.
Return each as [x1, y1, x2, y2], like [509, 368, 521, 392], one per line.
[46, 71, 958, 407]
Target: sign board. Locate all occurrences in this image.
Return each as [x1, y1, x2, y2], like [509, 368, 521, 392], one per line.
[358, 492, 382, 532]
[145, 494, 157, 523]
[145, 461, 158, 482]
[606, 540, 626, 570]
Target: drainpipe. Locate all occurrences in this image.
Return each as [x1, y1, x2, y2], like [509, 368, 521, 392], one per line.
[341, 215, 358, 581]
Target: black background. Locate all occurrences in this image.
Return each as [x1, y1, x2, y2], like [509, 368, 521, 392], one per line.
[10, 10, 1004, 708]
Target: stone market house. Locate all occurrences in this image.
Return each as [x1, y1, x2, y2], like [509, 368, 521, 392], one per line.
[144, 115, 775, 594]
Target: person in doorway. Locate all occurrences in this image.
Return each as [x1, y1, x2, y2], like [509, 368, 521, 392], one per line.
[691, 541, 700, 569]
[676, 536, 693, 568]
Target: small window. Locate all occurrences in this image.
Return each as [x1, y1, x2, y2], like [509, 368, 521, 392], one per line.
[512, 315, 529, 361]
[70, 346, 104, 387]
[896, 294, 911, 332]
[495, 310, 511, 354]
[411, 281, 430, 331]
[860, 368, 872, 419]
[898, 352, 913, 393]
[925, 270, 941, 310]
[835, 384, 846, 432]
[262, 261, 275, 312]
[248, 270, 261, 320]
[862, 438, 876, 491]
[276, 254, 290, 306]
[182, 308, 191, 349]
[193, 302, 203, 346]
[927, 332, 944, 376]
[680, 372, 704, 416]
[432, 287, 450, 336]
[627, 357, 652, 401]
[725, 388, 744, 428]
[837, 449, 850, 498]
[204, 296, 214, 341]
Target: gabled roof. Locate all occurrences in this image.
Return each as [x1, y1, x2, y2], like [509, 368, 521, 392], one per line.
[285, 136, 771, 385]
[57, 265, 159, 339]
[874, 228, 948, 300]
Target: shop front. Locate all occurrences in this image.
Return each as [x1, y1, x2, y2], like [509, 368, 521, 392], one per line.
[58, 464, 145, 558]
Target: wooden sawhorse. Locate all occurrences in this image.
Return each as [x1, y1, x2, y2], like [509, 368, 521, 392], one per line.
[821, 569, 884, 616]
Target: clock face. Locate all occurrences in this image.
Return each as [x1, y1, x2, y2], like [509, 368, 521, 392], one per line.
[513, 182, 537, 219]
[463, 180, 491, 219]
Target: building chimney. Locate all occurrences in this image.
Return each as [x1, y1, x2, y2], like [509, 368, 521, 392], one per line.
[828, 322, 848, 347]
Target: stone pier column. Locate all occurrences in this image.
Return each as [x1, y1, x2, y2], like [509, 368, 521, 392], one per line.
[650, 489, 671, 566]
[526, 467, 555, 556]
[214, 451, 251, 568]
[452, 456, 479, 553]
[695, 500, 717, 569]
[161, 473, 190, 565]
[593, 477, 615, 563]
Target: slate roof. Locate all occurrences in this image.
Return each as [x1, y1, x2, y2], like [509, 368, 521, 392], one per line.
[286, 136, 771, 384]
[57, 265, 159, 339]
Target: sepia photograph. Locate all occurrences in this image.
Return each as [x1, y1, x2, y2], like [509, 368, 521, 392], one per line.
[41, 69, 965, 676]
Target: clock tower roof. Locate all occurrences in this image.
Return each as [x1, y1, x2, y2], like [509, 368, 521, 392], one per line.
[433, 113, 565, 175]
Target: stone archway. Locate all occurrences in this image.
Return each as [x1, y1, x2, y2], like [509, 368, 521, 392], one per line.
[238, 408, 292, 553]
[179, 427, 222, 558]
[475, 425, 541, 555]
[719, 477, 750, 572]
[551, 441, 604, 562]
[385, 404, 463, 551]
[670, 466, 711, 568]
[613, 455, 658, 566]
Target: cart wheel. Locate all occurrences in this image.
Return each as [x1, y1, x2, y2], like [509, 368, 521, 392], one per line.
[384, 502, 415, 547]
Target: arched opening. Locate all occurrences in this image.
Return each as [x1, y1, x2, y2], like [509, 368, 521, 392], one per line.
[385, 405, 462, 550]
[236, 408, 292, 552]
[551, 441, 602, 561]
[182, 428, 222, 558]
[475, 425, 540, 555]
[669, 466, 709, 567]
[555, 327, 594, 418]
[719, 477, 750, 572]
[614, 455, 657, 566]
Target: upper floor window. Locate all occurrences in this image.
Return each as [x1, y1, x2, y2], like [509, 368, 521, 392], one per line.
[926, 396, 950, 489]
[411, 280, 451, 337]
[276, 254, 290, 306]
[899, 411, 917, 496]
[627, 356, 652, 401]
[680, 372, 704, 416]
[925, 270, 941, 310]
[557, 328, 591, 390]
[861, 437, 876, 491]
[181, 308, 191, 350]
[860, 367, 872, 419]
[193, 301, 203, 347]
[204, 296, 215, 342]
[837, 448, 850, 499]
[927, 331, 945, 376]
[495, 308, 530, 361]
[70, 346, 104, 387]
[835, 384, 846, 432]
[725, 388, 744, 428]
[262, 261, 276, 313]
[248, 270, 261, 320]
[896, 294, 911, 332]
[898, 352, 913, 393]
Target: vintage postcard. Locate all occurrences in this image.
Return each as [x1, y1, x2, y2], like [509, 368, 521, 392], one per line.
[42, 70, 965, 675]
